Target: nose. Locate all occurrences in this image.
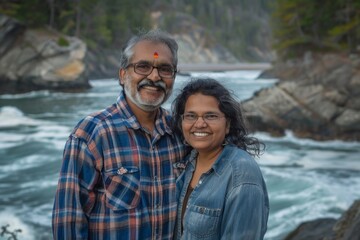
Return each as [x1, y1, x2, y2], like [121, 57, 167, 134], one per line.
[147, 67, 161, 81]
[193, 116, 208, 127]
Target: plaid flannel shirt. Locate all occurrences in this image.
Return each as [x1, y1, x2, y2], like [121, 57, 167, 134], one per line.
[52, 91, 188, 240]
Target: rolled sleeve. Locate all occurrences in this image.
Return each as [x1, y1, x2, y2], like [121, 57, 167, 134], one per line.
[221, 183, 269, 240]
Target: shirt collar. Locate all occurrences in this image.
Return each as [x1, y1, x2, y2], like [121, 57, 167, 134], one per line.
[116, 90, 173, 135]
[211, 145, 235, 175]
[188, 145, 235, 175]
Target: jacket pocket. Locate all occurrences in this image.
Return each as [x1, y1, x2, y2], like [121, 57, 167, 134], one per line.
[103, 165, 141, 211]
[184, 204, 221, 238]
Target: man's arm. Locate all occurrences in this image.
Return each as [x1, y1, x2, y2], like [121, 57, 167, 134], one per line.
[52, 135, 99, 239]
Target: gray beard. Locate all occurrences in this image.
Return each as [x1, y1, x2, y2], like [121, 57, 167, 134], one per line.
[123, 81, 172, 112]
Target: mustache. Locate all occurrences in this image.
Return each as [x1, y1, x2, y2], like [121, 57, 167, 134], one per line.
[138, 79, 166, 92]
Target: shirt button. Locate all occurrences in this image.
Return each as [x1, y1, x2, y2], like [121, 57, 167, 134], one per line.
[199, 180, 203, 184]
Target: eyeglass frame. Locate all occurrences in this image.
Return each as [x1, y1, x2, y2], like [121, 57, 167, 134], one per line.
[126, 61, 177, 78]
[181, 113, 226, 124]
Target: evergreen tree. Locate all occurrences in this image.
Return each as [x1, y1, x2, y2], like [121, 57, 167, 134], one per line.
[272, 0, 360, 59]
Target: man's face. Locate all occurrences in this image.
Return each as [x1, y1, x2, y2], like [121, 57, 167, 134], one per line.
[120, 40, 176, 112]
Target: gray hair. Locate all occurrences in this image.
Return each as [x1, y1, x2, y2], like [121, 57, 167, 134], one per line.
[119, 29, 178, 76]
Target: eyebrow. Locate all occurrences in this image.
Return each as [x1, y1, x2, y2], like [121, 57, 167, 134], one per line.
[184, 111, 221, 114]
[136, 60, 173, 67]
[135, 60, 152, 64]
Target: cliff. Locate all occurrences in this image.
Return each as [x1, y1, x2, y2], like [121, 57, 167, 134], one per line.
[0, 14, 90, 94]
[85, 11, 241, 80]
[0, 12, 244, 90]
[243, 52, 360, 141]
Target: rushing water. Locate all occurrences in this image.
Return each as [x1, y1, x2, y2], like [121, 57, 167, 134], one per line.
[0, 71, 359, 240]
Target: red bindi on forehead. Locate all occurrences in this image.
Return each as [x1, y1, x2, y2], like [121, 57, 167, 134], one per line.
[153, 52, 159, 59]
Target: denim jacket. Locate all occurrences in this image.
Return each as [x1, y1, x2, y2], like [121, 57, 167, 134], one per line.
[174, 145, 269, 240]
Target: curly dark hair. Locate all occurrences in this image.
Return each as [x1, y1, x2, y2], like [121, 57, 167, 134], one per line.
[171, 78, 265, 157]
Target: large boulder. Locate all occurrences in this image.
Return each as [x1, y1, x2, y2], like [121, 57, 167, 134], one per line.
[284, 199, 360, 240]
[0, 14, 90, 94]
[243, 52, 360, 141]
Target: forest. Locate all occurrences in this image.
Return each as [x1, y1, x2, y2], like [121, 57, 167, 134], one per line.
[0, 0, 359, 61]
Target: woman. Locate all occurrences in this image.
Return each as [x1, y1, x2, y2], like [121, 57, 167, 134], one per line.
[172, 78, 269, 240]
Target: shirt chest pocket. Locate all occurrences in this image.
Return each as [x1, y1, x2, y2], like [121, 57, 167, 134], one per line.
[184, 204, 222, 238]
[103, 166, 140, 211]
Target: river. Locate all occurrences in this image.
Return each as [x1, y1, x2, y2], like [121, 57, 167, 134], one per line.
[0, 70, 359, 239]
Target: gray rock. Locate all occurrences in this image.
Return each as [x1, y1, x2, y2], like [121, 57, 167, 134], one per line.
[283, 218, 336, 240]
[83, 11, 241, 80]
[332, 200, 360, 240]
[0, 14, 90, 94]
[245, 52, 360, 141]
[284, 200, 360, 240]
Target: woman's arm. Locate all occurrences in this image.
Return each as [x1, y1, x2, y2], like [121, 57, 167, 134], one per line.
[221, 183, 269, 240]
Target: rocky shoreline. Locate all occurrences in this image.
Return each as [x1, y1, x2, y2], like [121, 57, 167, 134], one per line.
[1, 14, 360, 240]
[242, 52, 360, 142]
[241, 52, 360, 239]
[0, 14, 271, 92]
[0, 15, 90, 94]
[284, 199, 360, 240]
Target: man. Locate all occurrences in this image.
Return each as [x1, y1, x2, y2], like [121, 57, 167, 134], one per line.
[52, 29, 188, 239]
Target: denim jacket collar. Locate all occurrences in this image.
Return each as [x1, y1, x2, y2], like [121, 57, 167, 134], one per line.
[188, 145, 237, 175]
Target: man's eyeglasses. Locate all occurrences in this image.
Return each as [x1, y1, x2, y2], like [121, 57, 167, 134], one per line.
[181, 113, 225, 124]
[127, 62, 177, 78]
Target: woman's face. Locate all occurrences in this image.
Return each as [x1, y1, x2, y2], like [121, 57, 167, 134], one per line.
[181, 93, 230, 154]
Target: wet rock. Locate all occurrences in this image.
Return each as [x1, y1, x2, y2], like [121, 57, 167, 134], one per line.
[284, 200, 360, 240]
[244, 52, 360, 141]
[0, 14, 90, 94]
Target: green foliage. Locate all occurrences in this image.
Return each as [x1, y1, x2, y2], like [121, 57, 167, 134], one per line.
[1, 0, 49, 26]
[272, 0, 360, 59]
[176, 0, 273, 61]
[59, 8, 76, 34]
[0, 0, 152, 48]
[57, 36, 70, 47]
[0, 1, 21, 17]
[0, 0, 272, 61]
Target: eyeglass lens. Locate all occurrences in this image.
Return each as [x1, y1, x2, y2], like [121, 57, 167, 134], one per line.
[134, 62, 175, 78]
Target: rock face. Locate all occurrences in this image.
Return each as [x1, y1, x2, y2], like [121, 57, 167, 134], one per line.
[284, 199, 360, 240]
[243, 52, 360, 141]
[0, 14, 90, 94]
[0, 12, 242, 89]
[84, 11, 240, 80]
[152, 11, 239, 64]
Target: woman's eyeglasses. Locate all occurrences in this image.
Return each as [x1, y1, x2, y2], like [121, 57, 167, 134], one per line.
[181, 113, 225, 124]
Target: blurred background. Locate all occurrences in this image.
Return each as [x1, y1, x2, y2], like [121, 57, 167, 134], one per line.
[1, 0, 360, 239]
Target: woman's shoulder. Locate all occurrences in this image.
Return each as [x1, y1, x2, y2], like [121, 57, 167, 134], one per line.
[223, 145, 254, 164]
[222, 145, 264, 185]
